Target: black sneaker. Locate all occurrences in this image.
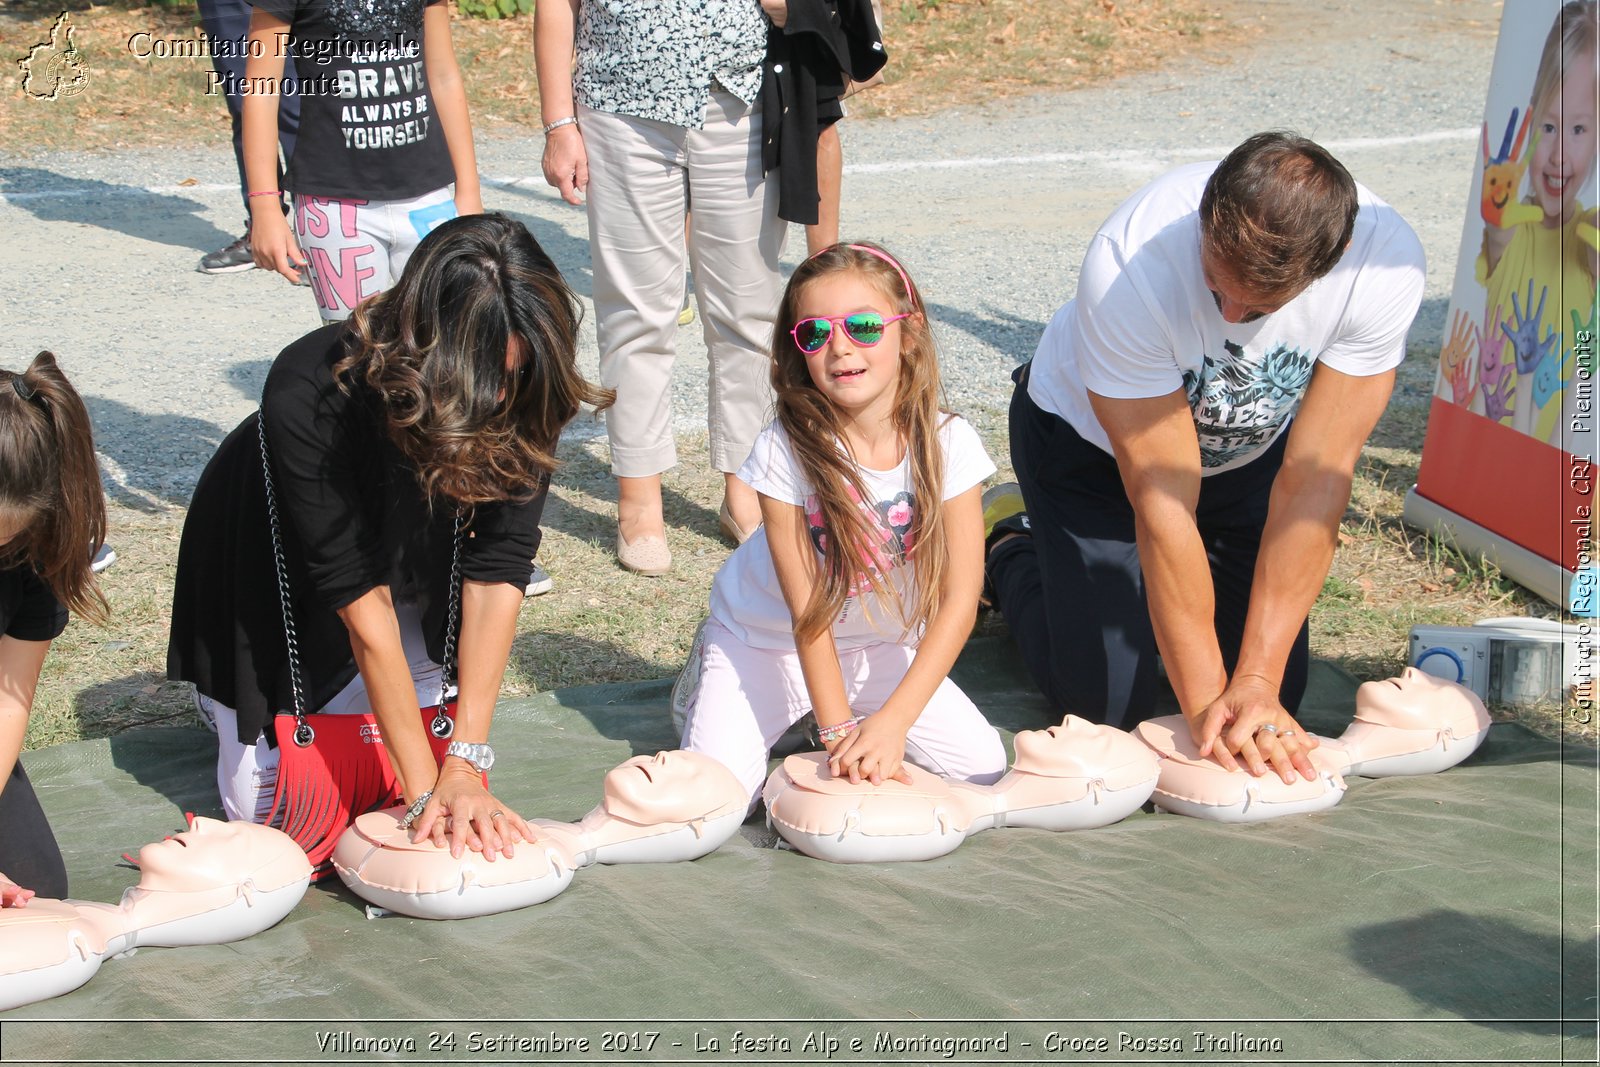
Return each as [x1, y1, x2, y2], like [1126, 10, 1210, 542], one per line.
[198, 232, 255, 275]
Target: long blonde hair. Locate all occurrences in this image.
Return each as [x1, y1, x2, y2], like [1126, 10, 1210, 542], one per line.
[771, 242, 950, 642]
[1529, 1, 1597, 129]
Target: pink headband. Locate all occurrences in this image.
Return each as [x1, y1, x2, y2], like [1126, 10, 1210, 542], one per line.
[808, 243, 918, 309]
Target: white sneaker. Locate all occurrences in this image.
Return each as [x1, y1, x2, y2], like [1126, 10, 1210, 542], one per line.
[91, 544, 117, 573]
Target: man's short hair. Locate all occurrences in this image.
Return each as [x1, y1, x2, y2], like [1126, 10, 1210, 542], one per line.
[1198, 132, 1359, 300]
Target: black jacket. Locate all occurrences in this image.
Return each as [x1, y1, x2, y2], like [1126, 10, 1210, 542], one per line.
[761, 0, 887, 226]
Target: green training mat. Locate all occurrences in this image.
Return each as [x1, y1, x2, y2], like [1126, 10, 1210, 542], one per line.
[1, 641, 1594, 1066]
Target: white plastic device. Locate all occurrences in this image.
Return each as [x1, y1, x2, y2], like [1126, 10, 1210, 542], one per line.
[1408, 618, 1586, 706]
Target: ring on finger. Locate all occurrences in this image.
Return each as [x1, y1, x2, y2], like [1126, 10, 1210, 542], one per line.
[1254, 723, 1278, 737]
[1279, 729, 1297, 739]
[489, 810, 504, 822]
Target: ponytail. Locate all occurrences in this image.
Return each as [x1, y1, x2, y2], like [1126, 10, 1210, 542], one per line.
[0, 352, 108, 624]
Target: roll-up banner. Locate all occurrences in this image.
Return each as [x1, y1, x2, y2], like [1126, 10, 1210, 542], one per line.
[1404, 0, 1598, 612]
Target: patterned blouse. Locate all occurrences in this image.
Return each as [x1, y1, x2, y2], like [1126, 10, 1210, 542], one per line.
[574, 0, 767, 129]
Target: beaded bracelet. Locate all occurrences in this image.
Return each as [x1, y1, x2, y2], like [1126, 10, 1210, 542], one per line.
[817, 716, 865, 744]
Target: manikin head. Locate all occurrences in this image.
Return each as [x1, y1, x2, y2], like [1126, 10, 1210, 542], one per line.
[600, 750, 748, 825]
[132, 815, 312, 897]
[1011, 715, 1157, 780]
[1353, 666, 1492, 732]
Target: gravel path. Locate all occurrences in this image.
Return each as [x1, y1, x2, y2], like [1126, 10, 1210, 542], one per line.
[0, 0, 1501, 513]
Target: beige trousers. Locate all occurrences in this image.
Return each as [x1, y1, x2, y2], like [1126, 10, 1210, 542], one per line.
[579, 91, 787, 477]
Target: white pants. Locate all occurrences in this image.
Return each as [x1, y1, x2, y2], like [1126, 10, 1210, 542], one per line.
[679, 619, 1008, 804]
[580, 91, 787, 476]
[195, 602, 445, 822]
[293, 186, 458, 321]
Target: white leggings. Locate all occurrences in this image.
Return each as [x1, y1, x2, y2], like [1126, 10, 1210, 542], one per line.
[293, 186, 457, 321]
[679, 619, 1008, 805]
[195, 602, 445, 823]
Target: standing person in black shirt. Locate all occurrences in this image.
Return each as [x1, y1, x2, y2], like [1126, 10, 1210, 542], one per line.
[240, 0, 482, 322]
[168, 215, 610, 861]
[0, 353, 109, 906]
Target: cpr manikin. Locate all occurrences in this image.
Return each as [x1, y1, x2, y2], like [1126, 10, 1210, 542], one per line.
[0, 817, 312, 1011]
[1135, 668, 1494, 822]
[332, 750, 748, 919]
[762, 715, 1161, 863]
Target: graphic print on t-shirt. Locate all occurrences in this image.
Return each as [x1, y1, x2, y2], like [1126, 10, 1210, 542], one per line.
[325, 0, 431, 155]
[805, 486, 916, 600]
[1182, 339, 1314, 468]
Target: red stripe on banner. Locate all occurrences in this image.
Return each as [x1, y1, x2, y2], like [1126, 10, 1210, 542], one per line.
[1413, 397, 1577, 565]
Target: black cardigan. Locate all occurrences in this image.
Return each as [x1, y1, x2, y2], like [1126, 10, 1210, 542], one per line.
[167, 324, 545, 746]
[761, 0, 887, 226]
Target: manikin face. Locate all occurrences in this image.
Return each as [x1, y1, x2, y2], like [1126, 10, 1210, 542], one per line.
[602, 751, 741, 825]
[1531, 52, 1599, 226]
[135, 816, 303, 893]
[1355, 666, 1481, 727]
[1013, 721, 1083, 774]
[1012, 715, 1145, 776]
[795, 272, 908, 427]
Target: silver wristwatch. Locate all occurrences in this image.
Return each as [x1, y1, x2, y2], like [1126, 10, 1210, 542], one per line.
[445, 740, 496, 773]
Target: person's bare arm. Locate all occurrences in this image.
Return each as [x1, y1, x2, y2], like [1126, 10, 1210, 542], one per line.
[826, 485, 984, 785]
[1197, 365, 1395, 779]
[762, 493, 856, 738]
[0, 635, 50, 907]
[534, 0, 587, 205]
[243, 9, 304, 281]
[409, 579, 531, 858]
[422, 3, 483, 215]
[1088, 387, 1229, 734]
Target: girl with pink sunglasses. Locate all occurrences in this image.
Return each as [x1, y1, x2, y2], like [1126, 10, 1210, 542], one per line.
[673, 243, 1006, 804]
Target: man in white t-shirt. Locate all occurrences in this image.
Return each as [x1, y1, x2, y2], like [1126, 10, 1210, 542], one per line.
[984, 132, 1426, 784]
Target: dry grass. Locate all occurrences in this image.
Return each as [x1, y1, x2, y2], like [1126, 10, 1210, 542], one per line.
[1, 0, 1233, 152]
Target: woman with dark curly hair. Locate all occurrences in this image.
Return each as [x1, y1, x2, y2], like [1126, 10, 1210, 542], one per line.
[169, 214, 610, 862]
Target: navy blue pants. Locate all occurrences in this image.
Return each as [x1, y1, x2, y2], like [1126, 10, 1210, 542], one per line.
[198, 0, 300, 225]
[987, 364, 1309, 729]
[0, 761, 67, 898]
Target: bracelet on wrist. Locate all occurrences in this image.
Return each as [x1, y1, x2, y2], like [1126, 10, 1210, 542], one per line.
[817, 715, 865, 744]
[247, 189, 282, 198]
[398, 789, 434, 830]
[541, 116, 578, 135]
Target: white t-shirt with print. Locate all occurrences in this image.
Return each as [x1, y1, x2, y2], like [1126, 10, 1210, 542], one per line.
[709, 415, 996, 651]
[1028, 161, 1426, 474]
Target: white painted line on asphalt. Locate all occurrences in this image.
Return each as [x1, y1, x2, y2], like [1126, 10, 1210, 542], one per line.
[0, 127, 1479, 204]
[843, 128, 1479, 174]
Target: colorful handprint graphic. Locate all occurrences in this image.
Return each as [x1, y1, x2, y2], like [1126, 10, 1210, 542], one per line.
[1479, 307, 1516, 423]
[1501, 280, 1559, 376]
[1480, 107, 1544, 229]
[1439, 309, 1479, 407]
